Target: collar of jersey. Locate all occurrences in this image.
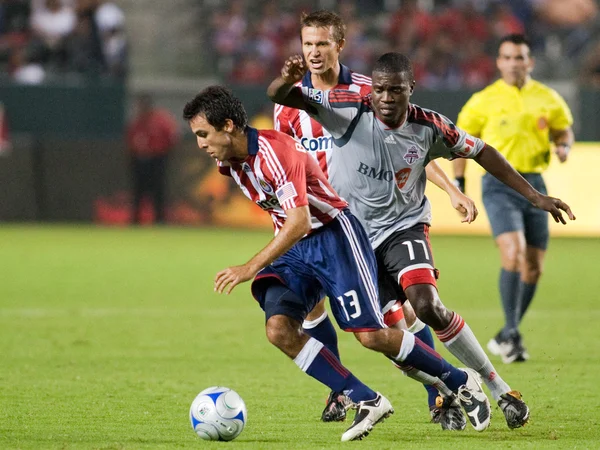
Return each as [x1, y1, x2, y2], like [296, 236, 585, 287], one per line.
[374, 112, 408, 131]
[301, 63, 353, 88]
[246, 126, 259, 156]
[498, 78, 533, 92]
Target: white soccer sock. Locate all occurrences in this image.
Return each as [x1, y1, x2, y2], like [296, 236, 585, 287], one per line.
[437, 313, 511, 401]
[408, 317, 427, 334]
[302, 311, 328, 329]
[394, 330, 415, 362]
[293, 337, 324, 372]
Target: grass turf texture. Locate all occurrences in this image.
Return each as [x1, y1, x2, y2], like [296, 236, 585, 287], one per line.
[0, 225, 598, 449]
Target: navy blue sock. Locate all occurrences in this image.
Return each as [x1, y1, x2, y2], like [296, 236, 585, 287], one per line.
[402, 338, 467, 393]
[414, 326, 439, 407]
[304, 343, 376, 403]
[303, 315, 341, 360]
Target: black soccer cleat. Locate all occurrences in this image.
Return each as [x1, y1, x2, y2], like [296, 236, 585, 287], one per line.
[498, 391, 530, 429]
[488, 330, 530, 364]
[321, 391, 354, 422]
[430, 394, 467, 431]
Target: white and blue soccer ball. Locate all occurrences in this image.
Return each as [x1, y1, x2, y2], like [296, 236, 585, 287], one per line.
[189, 386, 247, 441]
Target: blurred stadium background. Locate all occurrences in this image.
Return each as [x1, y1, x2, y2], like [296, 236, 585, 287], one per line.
[2, 2, 600, 448]
[0, 0, 599, 234]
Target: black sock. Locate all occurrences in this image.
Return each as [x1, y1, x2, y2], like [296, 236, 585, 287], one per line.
[499, 269, 520, 339]
[518, 282, 538, 323]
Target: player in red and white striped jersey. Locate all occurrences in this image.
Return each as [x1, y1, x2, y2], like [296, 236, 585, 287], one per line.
[273, 10, 477, 427]
[183, 85, 485, 442]
[215, 128, 346, 234]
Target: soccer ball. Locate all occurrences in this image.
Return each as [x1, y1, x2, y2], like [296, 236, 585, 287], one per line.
[189, 386, 247, 441]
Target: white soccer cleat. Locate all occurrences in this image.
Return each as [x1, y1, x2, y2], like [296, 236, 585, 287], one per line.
[340, 393, 394, 442]
[489, 333, 529, 364]
[487, 337, 502, 356]
[457, 368, 492, 432]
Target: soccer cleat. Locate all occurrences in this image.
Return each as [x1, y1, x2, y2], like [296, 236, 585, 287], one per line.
[340, 393, 394, 442]
[488, 331, 529, 364]
[502, 332, 528, 364]
[487, 336, 503, 356]
[498, 391, 530, 429]
[430, 394, 467, 431]
[457, 368, 491, 432]
[501, 344, 527, 364]
[487, 330, 510, 356]
[321, 391, 354, 422]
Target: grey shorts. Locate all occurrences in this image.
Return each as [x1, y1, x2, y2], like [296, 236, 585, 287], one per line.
[481, 173, 549, 250]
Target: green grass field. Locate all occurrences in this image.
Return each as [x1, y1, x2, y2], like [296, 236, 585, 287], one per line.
[1, 225, 599, 449]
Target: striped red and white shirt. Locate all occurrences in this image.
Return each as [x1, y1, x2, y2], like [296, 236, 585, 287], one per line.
[217, 127, 347, 235]
[273, 64, 371, 177]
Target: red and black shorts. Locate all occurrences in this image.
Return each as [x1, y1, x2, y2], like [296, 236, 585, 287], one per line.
[375, 222, 439, 305]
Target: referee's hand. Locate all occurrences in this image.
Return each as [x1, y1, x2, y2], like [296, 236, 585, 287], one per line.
[554, 144, 570, 163]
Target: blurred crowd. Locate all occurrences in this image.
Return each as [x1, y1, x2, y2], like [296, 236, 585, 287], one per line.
[0, 0, 127, 84]
[207, 0, 600, 89]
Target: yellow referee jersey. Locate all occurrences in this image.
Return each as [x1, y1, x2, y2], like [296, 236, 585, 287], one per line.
[456, 79, 573, 173]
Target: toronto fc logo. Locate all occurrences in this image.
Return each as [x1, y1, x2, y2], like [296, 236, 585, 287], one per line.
[403, 146, 420, 165]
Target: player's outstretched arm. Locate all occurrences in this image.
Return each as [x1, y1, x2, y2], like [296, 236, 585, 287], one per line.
[474, 144, 576, 224]
[267, 55, 309, 110]
[425, 161, 478, 223]
[214, 206, 312, 294]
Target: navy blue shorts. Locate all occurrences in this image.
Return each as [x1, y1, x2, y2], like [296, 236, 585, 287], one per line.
[482, 173, 549, 250]
[251, 210, 385, 332]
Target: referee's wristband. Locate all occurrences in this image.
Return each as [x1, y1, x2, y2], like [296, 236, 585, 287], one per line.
[453, 176, 466, 194]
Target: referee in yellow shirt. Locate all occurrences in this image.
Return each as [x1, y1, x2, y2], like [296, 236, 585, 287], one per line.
[453, 34, 574, 364]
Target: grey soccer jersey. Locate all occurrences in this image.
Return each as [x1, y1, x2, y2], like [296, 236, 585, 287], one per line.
[300, 87, 485, 249]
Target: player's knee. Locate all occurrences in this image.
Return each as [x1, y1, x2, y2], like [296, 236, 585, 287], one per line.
[354, 330, 381, 351]
[401, 302, 417, 328]
[502, 252, 523, 271]
[499, 238, 526, 270]
[265, 315, 297, 349]
[407, 287, 451, 329]
[524, 266, 542, 283]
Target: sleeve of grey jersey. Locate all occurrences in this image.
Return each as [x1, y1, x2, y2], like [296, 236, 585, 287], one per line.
[428, 119, 485, 161]
[299, 87, 358, 139]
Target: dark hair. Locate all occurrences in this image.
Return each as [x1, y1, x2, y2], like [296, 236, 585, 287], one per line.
[182, 85, 248, 131]
[300, 10, 346, 43]
[372, 52, 414, 80]
[498, 34, 532, 52]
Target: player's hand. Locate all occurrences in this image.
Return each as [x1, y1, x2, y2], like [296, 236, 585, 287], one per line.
[214, 264, 258, 295]
[533, 194, 576, 224]
[554, 144, 570, 163]
[281, 55, 307, 84]
[450, 191, 478, 224]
